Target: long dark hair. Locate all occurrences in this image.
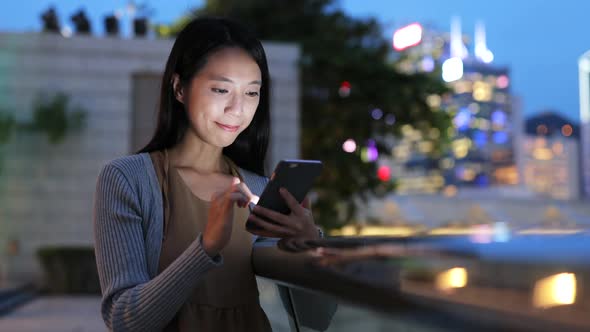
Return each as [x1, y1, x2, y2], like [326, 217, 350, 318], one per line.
[138, 17, 270, 177]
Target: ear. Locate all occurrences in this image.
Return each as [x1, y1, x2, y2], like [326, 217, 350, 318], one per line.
[171, 74, 185, 104]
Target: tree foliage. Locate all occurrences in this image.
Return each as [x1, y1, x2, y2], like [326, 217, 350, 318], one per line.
[0, 92, 87, 145]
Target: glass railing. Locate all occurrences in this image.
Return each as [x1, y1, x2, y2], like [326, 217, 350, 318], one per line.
[254, 234, 590, 332]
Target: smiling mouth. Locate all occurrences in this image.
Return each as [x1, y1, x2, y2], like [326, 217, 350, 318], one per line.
[215, 122, 240, 132]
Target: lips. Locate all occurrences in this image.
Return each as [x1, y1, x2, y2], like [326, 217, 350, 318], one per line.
[215, 122, 240, 132]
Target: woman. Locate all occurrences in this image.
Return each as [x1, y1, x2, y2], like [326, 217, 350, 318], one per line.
[93, 17, 320, 331]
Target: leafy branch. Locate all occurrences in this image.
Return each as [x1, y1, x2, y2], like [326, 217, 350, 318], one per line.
[0, 92, 87, 146]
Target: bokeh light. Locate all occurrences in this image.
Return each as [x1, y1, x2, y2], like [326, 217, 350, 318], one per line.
[481, 49, 494, 63]
[491, 110, 506, 129]
[472, 81, 492, 101]
[552, 142, 564, 155]
[421, 56, 435, 72]
[533, 273, 577, 308]
[436, 267, 468, 291]
[426, 94, 441, 108]
[338, 81, 351, 97]
[492, 131, 509, 144]
[443, 185, 458, 197]
[342, 139, 357, 153]
[393, 23, 423, 51]
[496, 75, 509, 89]
[377, 165, 391, 182]
[385, 114, 396, 125]
[537, 124, 548, 135]
[452, 138, 471, 159]
[453, 108, 471, 130]
[442, 57, 464, 82]
[561, 124, 573, 137]
[371, 108, 383, 120]
[473, 130, 488, 148]
[361, 144, 379, 162]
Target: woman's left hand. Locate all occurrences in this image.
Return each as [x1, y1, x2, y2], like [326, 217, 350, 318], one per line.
[247, 188, 319, 239]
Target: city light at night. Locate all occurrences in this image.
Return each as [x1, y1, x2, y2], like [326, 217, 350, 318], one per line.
[442, 57, 464, 82]
[393, 23, 423, 51]
[533, 273, 577, 308]
[342, 139, 357, 153]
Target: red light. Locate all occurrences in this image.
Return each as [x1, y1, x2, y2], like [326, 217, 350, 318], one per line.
[393, 23, 423, 51]
[341, 81, 351, 89]
[562, 124, 573, 137]
[377, 166, 391, 182]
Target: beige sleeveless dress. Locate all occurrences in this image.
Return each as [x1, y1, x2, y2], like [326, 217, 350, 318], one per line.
[150, 150, 272, 332]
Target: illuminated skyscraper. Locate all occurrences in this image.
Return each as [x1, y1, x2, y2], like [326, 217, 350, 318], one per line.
[578, 51, 590, 198]
[392, 18, 517, 193]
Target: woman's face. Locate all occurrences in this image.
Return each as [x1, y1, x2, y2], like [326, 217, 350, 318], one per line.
[179, 47, 262, 148]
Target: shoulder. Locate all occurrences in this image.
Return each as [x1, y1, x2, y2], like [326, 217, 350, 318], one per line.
[97, 153, 155, 191]
[102, 153, 149, 175]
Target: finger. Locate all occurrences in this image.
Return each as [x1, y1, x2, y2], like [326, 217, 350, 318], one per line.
[251, 206, 291, 227]
[302, 196, 311, 209]
[250, 194, 260, 205]
[214, 177, 240, 203]
[247, 214, 296, 237]
[279, 188, 305, 215]
[290, 238, 313, 251]
[234, 182, 258, 204]
[226, 192, 249, 208]
[277, 238, 298, 252]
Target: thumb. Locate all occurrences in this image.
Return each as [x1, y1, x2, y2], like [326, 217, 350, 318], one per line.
[302, 196, 311, 209]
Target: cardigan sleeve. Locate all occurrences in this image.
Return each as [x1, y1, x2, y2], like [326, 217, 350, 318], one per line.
[93, 163, 222, 332]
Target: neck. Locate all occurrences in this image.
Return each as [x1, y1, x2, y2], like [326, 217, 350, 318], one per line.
[168, 133, 227, 174]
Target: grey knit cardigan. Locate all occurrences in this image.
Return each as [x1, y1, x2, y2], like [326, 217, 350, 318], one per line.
[93, 153, 270, 331]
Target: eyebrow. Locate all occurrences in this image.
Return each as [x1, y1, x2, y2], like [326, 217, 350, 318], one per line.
[209, 75, 262, 85]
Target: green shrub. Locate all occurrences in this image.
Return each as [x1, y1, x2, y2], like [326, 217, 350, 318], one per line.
[36, 246, 100, 294]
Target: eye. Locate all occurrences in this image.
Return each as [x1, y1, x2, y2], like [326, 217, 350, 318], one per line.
[211, 88, 228, 94]
[246, 91, 260, 97]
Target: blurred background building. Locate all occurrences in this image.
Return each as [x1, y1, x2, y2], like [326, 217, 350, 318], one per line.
[520, 112, 581, 200]
[391, 18, 518, 195]
[579, 50, 590, 199]
[347, 17, 589, 236]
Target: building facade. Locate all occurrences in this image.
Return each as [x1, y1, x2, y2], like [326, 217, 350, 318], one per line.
[392, 19, 517, 194]
[521, 135, 580, 200]
[578, 51, 590, 199]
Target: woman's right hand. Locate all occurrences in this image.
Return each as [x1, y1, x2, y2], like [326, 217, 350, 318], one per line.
[202, 177, 255, 257]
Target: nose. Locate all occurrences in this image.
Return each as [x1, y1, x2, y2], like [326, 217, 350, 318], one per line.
[225, 94, 244, 116]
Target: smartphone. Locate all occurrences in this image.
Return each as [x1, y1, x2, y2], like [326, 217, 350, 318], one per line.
[246, 159, 323, 232]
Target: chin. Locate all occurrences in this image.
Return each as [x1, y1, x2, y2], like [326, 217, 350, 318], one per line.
[217, 136, 239, 148]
